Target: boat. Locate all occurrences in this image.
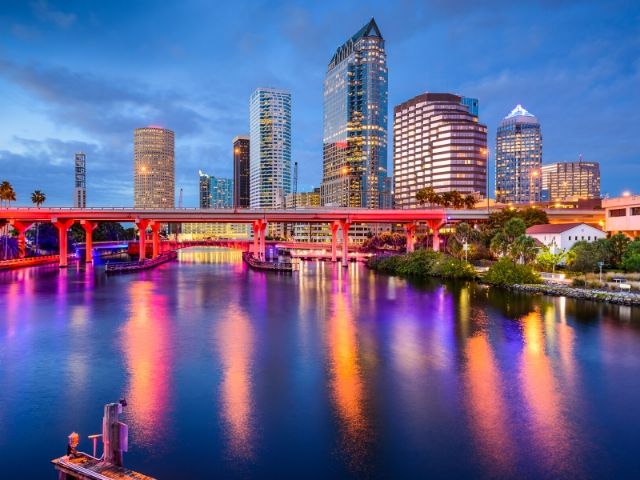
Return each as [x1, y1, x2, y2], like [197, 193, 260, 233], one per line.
[242, 251, 299, 272]
[105, 250, 177, 274]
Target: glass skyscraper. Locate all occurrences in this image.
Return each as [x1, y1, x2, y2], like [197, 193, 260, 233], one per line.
[200, 170, 232, 208]
[249, 88, 292, 208]
[495, 105, 542, 204]
[541, 159, 600, 202]
[233, 135, 250, 208]
[74, 152, 86, 208]
[320, 18, 388, 208]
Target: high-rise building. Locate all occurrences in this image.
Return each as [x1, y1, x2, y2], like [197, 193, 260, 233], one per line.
[541, 159, 600, 202]
[74, 152, 86, 208]
[461, 97, 479, 116]
[320, 18, 388, 208]
[249, 88, 291, 208]
[199, 170, 233, 208]
[495, 105, 542, 204]
[393, 93, 488, 209]
[233, 136, 250, 208]
[134, 126, 175, 208]
[199, 170, 212, 208]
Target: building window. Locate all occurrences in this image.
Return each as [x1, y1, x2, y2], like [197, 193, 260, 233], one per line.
[568, 236, 571, 240]
[631, 207, 640, 216]
[609, 208, 626, 217]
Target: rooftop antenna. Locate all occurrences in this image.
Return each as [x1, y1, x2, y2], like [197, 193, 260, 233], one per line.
[178, 187, 183, 208]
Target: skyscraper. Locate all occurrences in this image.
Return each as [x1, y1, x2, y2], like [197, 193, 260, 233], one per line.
[249, 88, 291, 208]
[199, 170, 212, 208]
[320, 18, 388, 208]
[393, 93, 488, 209]
[495, 105, 542, 204]
[134, 126, 175, 208]
[541, 159, 601, 202]
[233, 136, 250, 208]
[74, 152, 86, 208]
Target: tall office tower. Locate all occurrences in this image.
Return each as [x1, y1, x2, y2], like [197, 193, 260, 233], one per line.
[249, 88, 291, 208]
[320, 18, 388, 208]
[233, 136, 250, 208]
[199, 170, 212, 208]
[74, 152, 86, 208]
[211, 176, 233, 208]
[461, 97, 479, 116]
[541, 159, 601, 202]
[495, 105, 543, 204]
[393, 93, 488, 209]
[134, 126, 175, 208]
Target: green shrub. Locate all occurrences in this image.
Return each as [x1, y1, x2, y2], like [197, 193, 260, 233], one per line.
[431, 256, 476, 279]
[571, 278, 586, 287]
[395, 250, 441, 277]
[483, 257, 541, 286]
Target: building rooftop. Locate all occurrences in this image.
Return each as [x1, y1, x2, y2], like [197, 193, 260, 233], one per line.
[329, 18, 383, 68]
[500, 104, 539, 126]
[526, 222, 602, 234]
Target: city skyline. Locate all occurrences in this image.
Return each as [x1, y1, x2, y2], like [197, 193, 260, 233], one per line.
[0, 1, 638, 206]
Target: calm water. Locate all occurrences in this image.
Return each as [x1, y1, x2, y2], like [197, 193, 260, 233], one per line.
[1, 248, 640, 479]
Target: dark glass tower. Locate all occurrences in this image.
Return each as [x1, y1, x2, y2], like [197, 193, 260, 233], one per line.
[233, 136, 250, 208]
[320, 18, 388, 208]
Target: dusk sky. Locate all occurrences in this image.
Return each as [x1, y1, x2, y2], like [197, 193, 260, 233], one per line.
[0, 0, 638, 207]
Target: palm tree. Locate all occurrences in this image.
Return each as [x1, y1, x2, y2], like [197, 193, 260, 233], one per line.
[31, 190, 46, 255]
[450, 190, 464, 209]
[463, 194, 476, 209]
[440, 191, 454, 208]
[0, 181, 16, 259]
[510, 235, 538, 264]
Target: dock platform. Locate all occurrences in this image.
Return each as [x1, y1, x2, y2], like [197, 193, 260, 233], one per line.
[52, 454, 156, 480]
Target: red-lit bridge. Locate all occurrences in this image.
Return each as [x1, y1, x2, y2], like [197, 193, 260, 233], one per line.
[0, 207, 604, 268]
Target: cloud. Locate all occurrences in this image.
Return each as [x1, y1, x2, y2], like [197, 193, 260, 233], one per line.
[31, 0, 77, 29]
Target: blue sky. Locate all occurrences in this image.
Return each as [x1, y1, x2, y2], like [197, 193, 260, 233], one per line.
[0, 0, 638, 206]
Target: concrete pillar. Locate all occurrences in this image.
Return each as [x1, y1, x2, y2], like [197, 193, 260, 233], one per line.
[252, 220, 260, 256]
[150, 222, 161, 258]
[52, 218, 75, 268]
[330, 222, 339, 262]
[405, 223, 416, 253]
[340, 221, 351, 268]
[9, 220, 33, 258]
[427, 218, 445, 253]
[80, 220, 97, 263]
[259, 221, 268, 259]
[135, 219, 150, 260]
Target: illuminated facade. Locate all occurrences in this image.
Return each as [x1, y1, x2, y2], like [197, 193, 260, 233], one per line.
[541, 160, 600, 202]
[393, 93, 487, 209]
[74, 152, 86, 208]
[284, 188, 327, 242]
[233, 136, 250, 208]
[200, 171, 233, 209]
[320, 18, 388, 208]
[249, 88, 291, 208]
[495, 105, 542, 204]
[134, 126, 175, 208]
[199, 170, 212, 208]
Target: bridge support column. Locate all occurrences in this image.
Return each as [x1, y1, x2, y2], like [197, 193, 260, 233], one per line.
[52, 218, 75, 268]
[259, 221, 268, 260]
[135, 219, 150, 260]
[340, 221, 351, 268]
[330, 222, 339, 262]
[252, 220, 260, 256]
[426, 219, 445, 252]
[404, 223, 417, 253]
[9, 220, 33, 258]
[80, 220, 97, 263]
[150, 222, 161, 259]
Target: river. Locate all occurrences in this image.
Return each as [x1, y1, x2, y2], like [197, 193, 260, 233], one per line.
[1, 247, 639, 479]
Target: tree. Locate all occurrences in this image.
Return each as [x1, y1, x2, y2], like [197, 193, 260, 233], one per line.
[31, 190, 46, 255]
[567, 240, 611, 273]
[416, 187, 442, 207]
[535, 243, 568, 273]
[0, 181, 17, 258]
[463, 194, 476, 209]
[440, 191, 454, 207]
[621, 239, 640, 272]
[609, 233, 631, 268]
[489, 218, 528, 262]
[510, 235, 538, 264]
[449, 190, 464, 209]
[448, 222, 481, 260]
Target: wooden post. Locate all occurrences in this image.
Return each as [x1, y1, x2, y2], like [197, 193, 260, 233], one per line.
[102, 402, 127, 466]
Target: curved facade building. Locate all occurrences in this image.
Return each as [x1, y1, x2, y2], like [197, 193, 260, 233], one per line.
[249, 88, 291, 208]
[134, 126, 175, 208]
[320, 18, 388, 208]
[495, 105, 542, 204]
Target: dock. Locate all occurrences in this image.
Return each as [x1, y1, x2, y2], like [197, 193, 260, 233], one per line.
[52, 454, 155, 480]
[105, 250, 177, 274]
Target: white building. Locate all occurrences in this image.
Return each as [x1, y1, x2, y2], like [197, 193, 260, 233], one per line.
[526, 223, 606, 251]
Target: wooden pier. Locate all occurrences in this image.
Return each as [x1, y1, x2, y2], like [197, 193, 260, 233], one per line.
[242, 251, 299, 272]
[105, 250, 177, 274]
[52, 455, 155, 480]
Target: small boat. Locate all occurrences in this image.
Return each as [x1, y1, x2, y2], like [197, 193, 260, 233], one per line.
[242, 251, 299, 273]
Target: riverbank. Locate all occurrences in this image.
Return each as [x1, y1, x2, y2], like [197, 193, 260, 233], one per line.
[504, 283, 640, 306]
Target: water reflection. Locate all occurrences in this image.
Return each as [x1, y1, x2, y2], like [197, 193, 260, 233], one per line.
[214, 302, 255, 460]
[519, 308, 578, 476]
[121, 281, 172, 446]
[326, 280, 370, 471]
